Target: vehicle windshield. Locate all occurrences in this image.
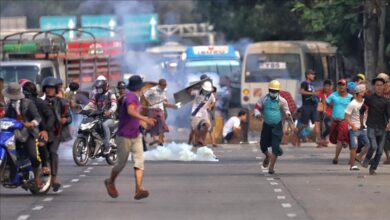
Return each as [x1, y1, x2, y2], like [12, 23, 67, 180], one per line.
[184, 60, 240, 77]
[244, 54, 301, 82]
[0, 65, 39, 84]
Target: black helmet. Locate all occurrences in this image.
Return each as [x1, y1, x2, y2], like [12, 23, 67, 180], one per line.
[42, 77, 58, 88]
[95, 80, 108, 94]
[22, 81, 38, 98]
[69, 82, 79, 91]
[55, 78, 63, 86]
[117, 81, 126, 89]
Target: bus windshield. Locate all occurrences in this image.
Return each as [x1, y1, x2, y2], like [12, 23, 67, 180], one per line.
[244, 54, 301, 82]
[184, 60, 240, 77]
[0, 65, 39, 84]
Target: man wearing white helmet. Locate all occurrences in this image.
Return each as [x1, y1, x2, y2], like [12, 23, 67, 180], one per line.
[188, 80, 216, 146]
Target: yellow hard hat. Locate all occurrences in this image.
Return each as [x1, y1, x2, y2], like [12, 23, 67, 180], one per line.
[357, 73, 366, 82]
[269, 80, 281, 91]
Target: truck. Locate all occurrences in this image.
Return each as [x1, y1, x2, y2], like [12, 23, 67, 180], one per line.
[0, 29, 124, 91]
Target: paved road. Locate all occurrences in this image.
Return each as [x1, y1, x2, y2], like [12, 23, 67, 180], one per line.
[1, 142, 390, 220]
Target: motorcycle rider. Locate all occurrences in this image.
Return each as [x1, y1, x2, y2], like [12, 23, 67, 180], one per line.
[83, 78, 117, 155]
[21, 80, 56, 175]
[41, 77, 72, 191]
[2, 82, 43, 188]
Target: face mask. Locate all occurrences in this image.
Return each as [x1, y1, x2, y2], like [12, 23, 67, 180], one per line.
[269, 92, 278, 99]
[96, 88, 104, 94]
[201, 90, 211, 96]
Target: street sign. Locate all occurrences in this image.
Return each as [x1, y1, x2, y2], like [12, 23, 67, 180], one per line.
[40, 16, 77, 39]
[123, 14, 158, 43]
[81, 15, 117, 38]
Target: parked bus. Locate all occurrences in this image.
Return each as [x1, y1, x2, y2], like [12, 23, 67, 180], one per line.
[241, 41, 341, 108]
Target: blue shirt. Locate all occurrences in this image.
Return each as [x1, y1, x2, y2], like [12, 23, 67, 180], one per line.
[326, 92, 352, 120]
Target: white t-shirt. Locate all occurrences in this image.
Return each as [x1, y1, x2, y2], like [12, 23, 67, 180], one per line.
[223, 116, 241, 137]
[191, 90, 216, 119]
[345, 99, 366, 128]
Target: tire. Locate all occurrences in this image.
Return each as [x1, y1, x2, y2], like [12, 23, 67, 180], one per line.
[105, 149, 118, 165]
[0, 154, 7, 182]
[72, 137, 89, 166]
[30, 173, 51, 195]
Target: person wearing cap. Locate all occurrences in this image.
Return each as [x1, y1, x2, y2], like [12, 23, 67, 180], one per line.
[254, 80, 293, 174]
[326, 79, 353, 164]
[188, 80, 216, 146]
[295, 69, 322, 147]
[143, 78, 178, 146]
[2, 82, 44, 188]
[361, 76, 390, 175]
[104, 75, 155, 200]
[345, 84, 369, 171]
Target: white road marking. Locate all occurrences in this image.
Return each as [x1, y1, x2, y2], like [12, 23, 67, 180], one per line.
[252, 149, 259, 152]
[80, 174, 86, 177]
[87, 167, 94, 170]
[43, 197, 53, 202]
[277, 195, 286, 200]
[84, 170, 91, 173]
[17, 215, 30, 220]
[71, 179, 79, 183]
[270, 182, 279, 185]
[287, 213, 297, 218]
[63, 184, 72, 188]
[55, 189, 63, 194]
[281, 203, 292, 208]
[255, 157, 262, 160]
[32, 205, 44, 211]
[274, 188, 282, 192]
[266, 178, 274, 181]
[262, 170, 268, 173]
[92, 162, 99, 165]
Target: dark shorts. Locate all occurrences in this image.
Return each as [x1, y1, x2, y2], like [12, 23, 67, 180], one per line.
[300, 104, 319, 125]
[260, 122, 283, 156]
[224, 132, 234, 142]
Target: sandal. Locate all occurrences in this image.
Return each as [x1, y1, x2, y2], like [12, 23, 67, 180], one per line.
[134, 189, 149, 200]
[332, 159, 338, 164]
[262, 157, 270, 168]
[104, 179, 118, 198]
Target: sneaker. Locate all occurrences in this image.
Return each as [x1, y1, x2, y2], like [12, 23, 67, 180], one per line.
[362, 160, 369, 168]
[104, 179, 118, 198]
[102, 146, 111, 155]
[369, 169, 377, 175]
[350, 165, 360, 171]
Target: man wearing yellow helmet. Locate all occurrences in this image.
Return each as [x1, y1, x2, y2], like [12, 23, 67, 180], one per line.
[254, 80, 293, 174]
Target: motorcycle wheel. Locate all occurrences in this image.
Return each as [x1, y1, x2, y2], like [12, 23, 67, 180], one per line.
[72, 138, 89, 166]
[30, 172, 52, 195]
[0, 154, 7, 182]
[105, 150, 118, 165]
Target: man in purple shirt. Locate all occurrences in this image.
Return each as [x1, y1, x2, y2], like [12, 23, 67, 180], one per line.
[104, 75, 155, 200]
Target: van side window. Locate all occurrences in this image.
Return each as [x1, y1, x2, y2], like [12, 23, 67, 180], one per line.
[41, 67, 54, 80]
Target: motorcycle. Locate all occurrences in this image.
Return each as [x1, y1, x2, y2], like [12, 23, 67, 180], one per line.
[72, 110, 118, 166]
[0, 117, 51, 195]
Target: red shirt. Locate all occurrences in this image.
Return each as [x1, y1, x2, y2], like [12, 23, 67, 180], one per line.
[318, 89, 332, 117]
[279, 90, 297, 114]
